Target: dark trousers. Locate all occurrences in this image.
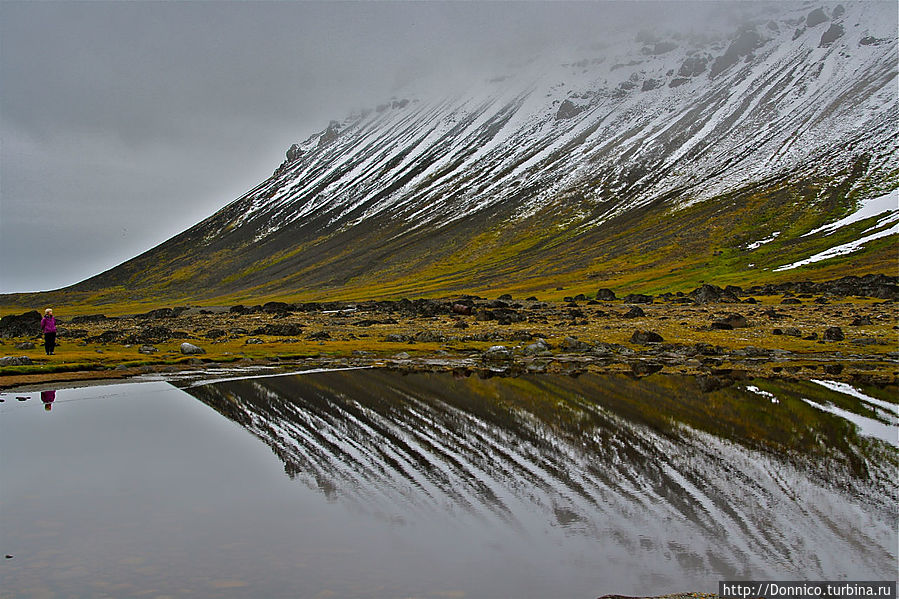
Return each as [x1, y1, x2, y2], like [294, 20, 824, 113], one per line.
[44, 332, 56, 355]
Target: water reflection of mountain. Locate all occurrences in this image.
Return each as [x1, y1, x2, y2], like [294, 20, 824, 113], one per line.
[183, 371, 897, 579]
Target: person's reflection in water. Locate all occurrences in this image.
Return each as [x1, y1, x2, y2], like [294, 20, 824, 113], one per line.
[41, 390, 56, 412]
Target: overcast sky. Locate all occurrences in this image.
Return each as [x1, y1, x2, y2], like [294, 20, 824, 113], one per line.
[1, 0, 747, 294]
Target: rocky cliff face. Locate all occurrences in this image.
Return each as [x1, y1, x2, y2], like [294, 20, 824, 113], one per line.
[69, 2, 897, 301]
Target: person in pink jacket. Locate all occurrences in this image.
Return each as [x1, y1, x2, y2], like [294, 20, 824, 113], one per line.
[40, 308, 57, 355]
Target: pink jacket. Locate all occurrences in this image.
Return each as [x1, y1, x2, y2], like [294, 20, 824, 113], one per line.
[40, 316, 57, 334]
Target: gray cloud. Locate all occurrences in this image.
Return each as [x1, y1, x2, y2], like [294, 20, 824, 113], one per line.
[2, 0, 757, 293]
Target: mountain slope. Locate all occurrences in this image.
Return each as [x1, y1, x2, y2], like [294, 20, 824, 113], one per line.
[55, 2, 899, 303]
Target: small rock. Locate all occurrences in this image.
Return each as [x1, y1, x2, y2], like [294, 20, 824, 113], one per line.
[622, 306, 645, 319]
[138, 345, 158, 354]
[15, 341, 35, 350]
[850, 316, 872, 326]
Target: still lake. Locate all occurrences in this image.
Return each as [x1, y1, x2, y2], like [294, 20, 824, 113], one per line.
[1, 370, 896, 598]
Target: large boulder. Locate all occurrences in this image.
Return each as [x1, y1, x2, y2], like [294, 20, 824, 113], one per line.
[180, 342, 206, 355]
[0, 356, 33, 366]
[0, 311, 41, 338]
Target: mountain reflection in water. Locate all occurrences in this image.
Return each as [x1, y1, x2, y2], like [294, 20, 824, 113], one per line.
[183, 371, 897, 579]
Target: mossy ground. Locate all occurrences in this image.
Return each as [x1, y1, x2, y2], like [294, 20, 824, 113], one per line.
[2, 292, 896, 391]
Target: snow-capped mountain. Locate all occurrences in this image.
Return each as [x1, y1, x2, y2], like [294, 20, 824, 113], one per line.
[72, 1, 897, 300]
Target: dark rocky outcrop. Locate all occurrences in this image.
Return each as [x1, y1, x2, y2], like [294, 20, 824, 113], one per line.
[744, 275, 898, 300]
[710, 28, 764, 78]
[689, 284, 739, 304]
[678, 55, 708, 77]
[819, 23, 844, 47]
[286, 143, 302, 162]
[555, 99, 587, 121]
[135, 307, 189, 320]
[252, 323, 305, 337]
[124, 326, 174, 345]
[595, 289, 617, 301]
[622, 294, 653, 304]
[806, 7, 829, 27]
[0, 311, 41, 338]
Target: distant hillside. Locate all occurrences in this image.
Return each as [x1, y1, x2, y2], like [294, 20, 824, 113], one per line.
[4, 1, 897, 309]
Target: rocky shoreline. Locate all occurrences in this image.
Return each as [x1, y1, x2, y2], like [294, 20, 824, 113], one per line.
[1, 276, 897, 391]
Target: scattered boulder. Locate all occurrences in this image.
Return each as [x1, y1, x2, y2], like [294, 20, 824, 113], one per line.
[452, 304, 472, 316]
[631, 330, 664, 345]
[308, 331, 331, 340]
[522, 339, 551, 356]
[850, 316, 872, 326]
[622, 294, 653, 304]
[560, 336, 591, 352]
[713, 314, 749, 329]
[15, 342, 35, 350]
[180, 342, 206, 355]
[138, 345, 158, 354]
[595, 289, 617, 301]
[622, 306, 646, 319]
[823, 326, 845, 341]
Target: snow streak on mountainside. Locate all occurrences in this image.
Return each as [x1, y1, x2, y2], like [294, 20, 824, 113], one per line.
[209, 2, 896, 245]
